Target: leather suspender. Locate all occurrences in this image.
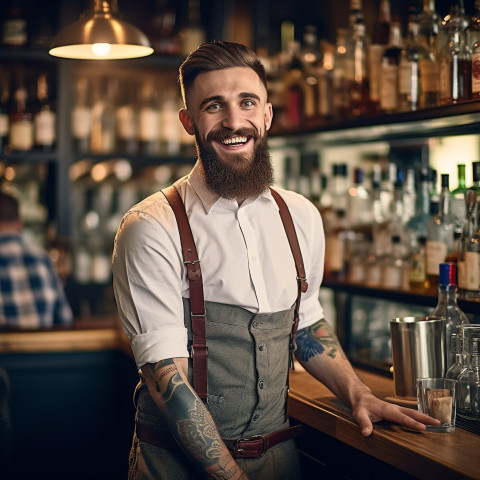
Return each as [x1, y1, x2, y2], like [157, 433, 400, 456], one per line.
[269, 188, 309, 369]
[162, 185, 208, 400]
[162, 185, 308, 399]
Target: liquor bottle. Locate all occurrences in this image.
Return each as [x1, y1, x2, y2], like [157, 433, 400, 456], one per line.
[346, 11, 371, 117]
[380, 162, 397, 221]
[347, 166, 373, 227]
[299, 25, 322, 124]
[472, 161, 480, 197]
[471, 0, 480, 47]
[471, 27, 480, 99]
[445, 331, 465, 379]
[324, 209, 348, 276]
[426, 174, 457, 289]
[388, 179, 408, 255]
[418, 0, 441, 55]
[402, 168, 417, 223]
[457, 188, 477, 292]
[146, 0, 179, 55]
[331, 163, 349, 215]
[381, 234, 405, 290]
[409, 235, 428, 291]
[457, 333, 480, 418]
[368, 0, 391, 112]
[160, 88, 181, 155]
[178, 0, 206, 57]
[2, 0, 27, 48]
[431, 262, 470, 370]
[439, 4, 472, 105]
[399, 10, 439, 111]
[9, 71, 34, 151]
[365, 231, 382, 287]
[138, 81, 161, 155]
[0, 72, 10, 153]
[380, 17, 403, 114]
[463, 193, 480, 297]
[451, 163, 468, 224]
[33, 72, 56, 151]
[430, 167, 440, 203]
[71, 77, 92, 154]
[90, 79, 117, 153]
[332, 28, 350, 121]
[407, 166, 431, 239]
[116, 80, 138, 155]
[283, 40, 305, 129]
[347, 232, 368, 284]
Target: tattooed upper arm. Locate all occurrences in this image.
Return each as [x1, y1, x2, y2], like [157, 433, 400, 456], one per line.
[294, 318, 346, 363]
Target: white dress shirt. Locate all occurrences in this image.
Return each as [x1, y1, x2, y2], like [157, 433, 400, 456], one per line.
[112, 161, 325, 368]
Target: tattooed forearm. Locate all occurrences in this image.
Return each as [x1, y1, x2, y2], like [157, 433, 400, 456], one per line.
[294, 318, 346, 362]
[145, 359, 245, 479]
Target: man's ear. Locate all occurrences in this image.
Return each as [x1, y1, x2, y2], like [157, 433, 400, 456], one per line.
[264, 103, 273, 131]
[179, 109, 195, 135]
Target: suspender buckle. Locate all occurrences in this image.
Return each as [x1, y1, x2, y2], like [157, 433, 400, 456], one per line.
[184, 259, 201, 265]
[296, 276, 308, 293]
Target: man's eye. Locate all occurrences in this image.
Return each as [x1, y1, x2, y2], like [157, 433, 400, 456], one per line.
[206, 103, 221, 111]
[243, 100, 255, 107]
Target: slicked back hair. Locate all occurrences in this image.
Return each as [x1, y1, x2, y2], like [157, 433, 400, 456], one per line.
[179, 41, 268, 108]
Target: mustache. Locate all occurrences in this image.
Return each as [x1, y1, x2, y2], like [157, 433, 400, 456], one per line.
[206, 127, 259, 143]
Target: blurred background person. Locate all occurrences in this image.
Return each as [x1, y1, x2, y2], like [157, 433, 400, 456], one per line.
[0, 192, 73, 329]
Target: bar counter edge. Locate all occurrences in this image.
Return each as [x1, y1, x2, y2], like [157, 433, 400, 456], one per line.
[1, 323, 479, 480]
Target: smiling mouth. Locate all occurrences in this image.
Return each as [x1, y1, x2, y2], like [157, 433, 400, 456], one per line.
[220, 135, 249, 147]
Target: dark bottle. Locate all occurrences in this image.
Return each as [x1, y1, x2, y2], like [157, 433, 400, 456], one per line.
[9, 70, 33, 152]
[368, 0, 391, 111]
[2, 0, 27, 48]
[380, 17, 403, 114]
[431, 262, 470, 370]
[33, 72, 56, 151]
[0, 73, 10, 153]
[146, 0, 179, 55]
[439, 3, 472, 104]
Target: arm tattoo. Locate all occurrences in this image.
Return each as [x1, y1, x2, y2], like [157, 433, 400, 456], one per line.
[152, 359, 239, 479]
[294, 318, 346, 362]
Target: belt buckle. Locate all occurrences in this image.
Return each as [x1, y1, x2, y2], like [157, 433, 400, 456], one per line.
[234, 435, 267, 459]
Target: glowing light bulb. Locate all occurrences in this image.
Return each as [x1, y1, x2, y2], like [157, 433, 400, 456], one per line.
[91, 43, 111, 57]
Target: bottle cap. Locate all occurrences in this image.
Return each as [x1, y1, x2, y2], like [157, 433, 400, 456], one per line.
[439, 262, 456, 287]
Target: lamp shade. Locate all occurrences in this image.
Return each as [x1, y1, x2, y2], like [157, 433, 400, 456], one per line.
[49, 0, 153, 60]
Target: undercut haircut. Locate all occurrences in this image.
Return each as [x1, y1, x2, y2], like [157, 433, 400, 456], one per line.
[178, 41, 267, 108]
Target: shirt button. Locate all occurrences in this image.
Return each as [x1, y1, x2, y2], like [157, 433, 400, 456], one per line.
[253, 414, 259, 421]
[259, 345, 264, 351]
[259, 381, 264, 389]
[251, 256, 256, 262]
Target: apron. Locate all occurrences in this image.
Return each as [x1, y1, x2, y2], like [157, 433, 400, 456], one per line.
[128, 186, 304, 479]
[128, 300, 301, 480]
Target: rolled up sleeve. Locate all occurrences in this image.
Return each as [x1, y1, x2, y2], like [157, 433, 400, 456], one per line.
[112, 197, 189, 368]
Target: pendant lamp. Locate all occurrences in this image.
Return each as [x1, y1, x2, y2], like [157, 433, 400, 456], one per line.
[49, 0, 154, 60]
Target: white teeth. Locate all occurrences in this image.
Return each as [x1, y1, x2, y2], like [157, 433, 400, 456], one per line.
[222, 136, 247, 145]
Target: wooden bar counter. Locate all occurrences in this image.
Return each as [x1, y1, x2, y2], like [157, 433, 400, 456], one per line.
[288, 364, 480, 480]
[2, 324, 480, 479]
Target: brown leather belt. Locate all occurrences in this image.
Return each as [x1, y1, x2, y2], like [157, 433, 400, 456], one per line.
[136, 423, 303, 459]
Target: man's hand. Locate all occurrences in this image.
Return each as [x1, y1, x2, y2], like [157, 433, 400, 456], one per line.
[295, 320, 441, 436]
[351, 390, 441, 436]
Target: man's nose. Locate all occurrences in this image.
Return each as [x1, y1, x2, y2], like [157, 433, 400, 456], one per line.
[221, 106, 244, 131]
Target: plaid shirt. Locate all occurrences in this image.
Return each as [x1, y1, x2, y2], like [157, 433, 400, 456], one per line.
[0, 233, 73, 329]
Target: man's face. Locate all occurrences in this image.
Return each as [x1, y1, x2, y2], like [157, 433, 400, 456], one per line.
[179, 67, 274, 200]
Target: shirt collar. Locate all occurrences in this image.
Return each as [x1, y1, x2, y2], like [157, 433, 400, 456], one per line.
[186, 160, 277, 214]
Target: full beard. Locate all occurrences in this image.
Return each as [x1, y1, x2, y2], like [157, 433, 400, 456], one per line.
[194, 125, 274, 200]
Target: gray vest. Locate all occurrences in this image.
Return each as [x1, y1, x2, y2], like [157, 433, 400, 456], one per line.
[135, 299, 294, 439]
